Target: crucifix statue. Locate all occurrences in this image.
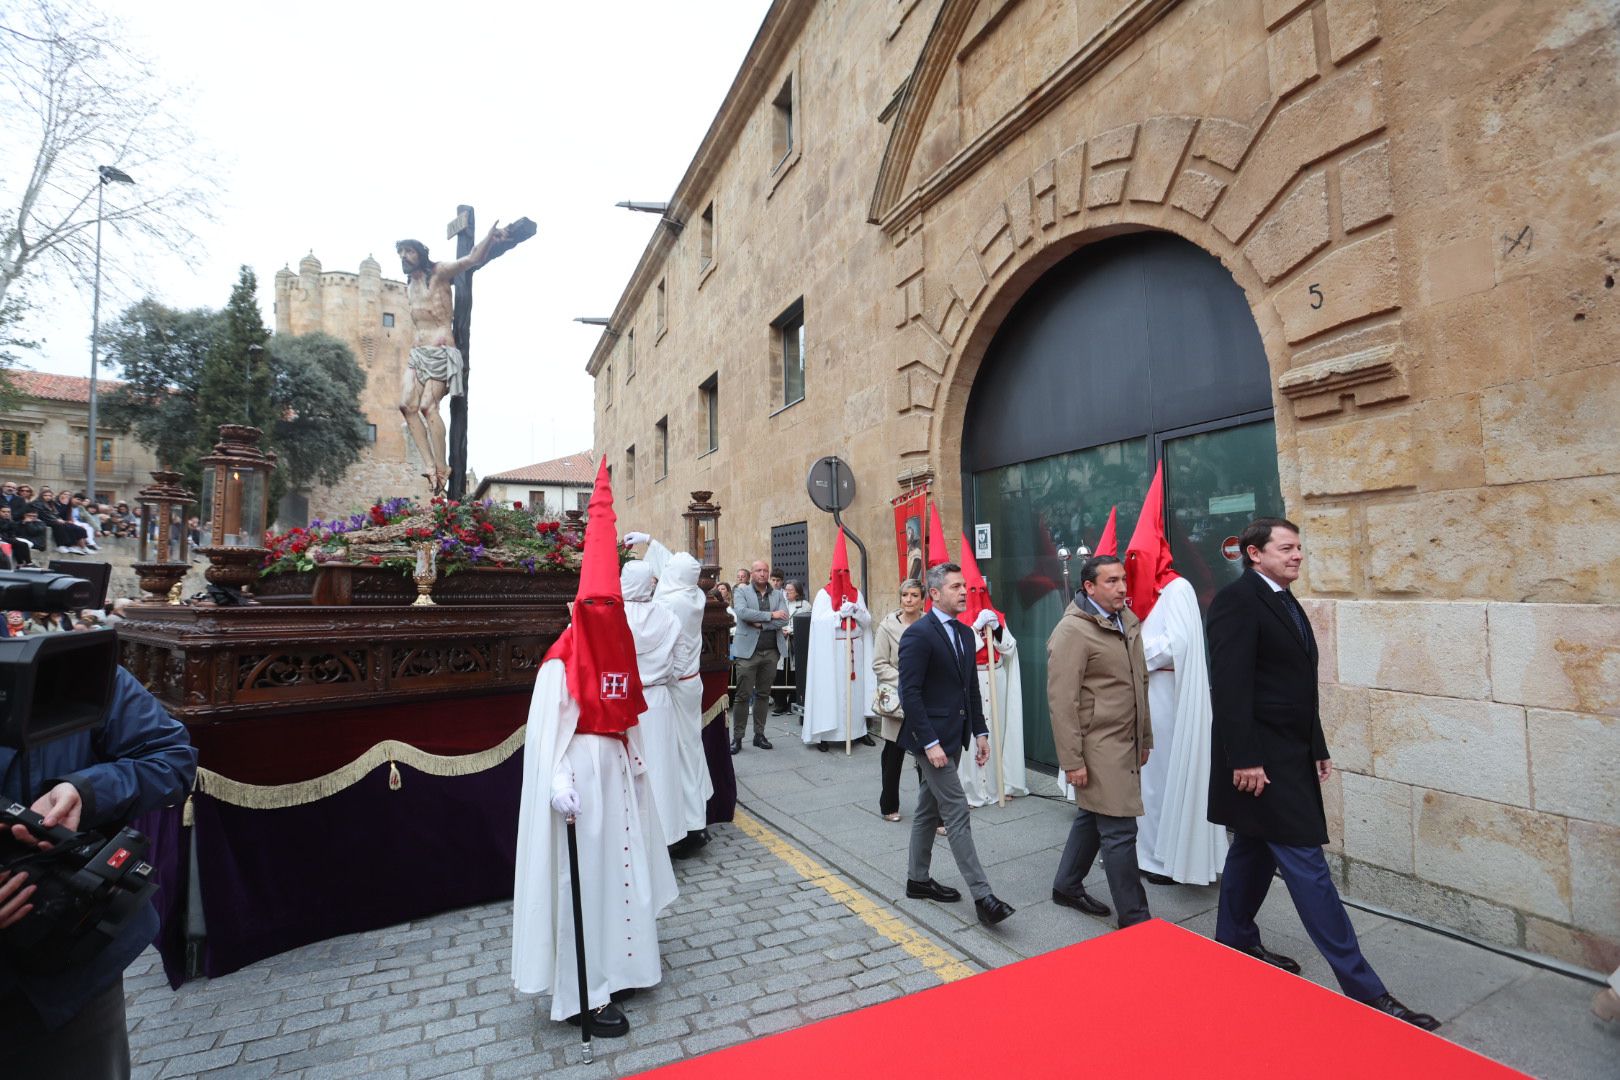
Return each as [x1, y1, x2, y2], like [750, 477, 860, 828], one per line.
[395, 206, 535, 499]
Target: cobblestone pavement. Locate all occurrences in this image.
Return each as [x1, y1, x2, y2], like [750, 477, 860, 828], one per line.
[123, 802, 973, 1080]
[123, 709, 1618, 1079]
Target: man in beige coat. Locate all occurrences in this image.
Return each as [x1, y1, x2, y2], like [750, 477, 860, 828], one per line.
[1047, 554, 1152, 928]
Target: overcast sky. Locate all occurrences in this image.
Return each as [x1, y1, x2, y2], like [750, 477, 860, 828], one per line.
[14, 0, 772, 478]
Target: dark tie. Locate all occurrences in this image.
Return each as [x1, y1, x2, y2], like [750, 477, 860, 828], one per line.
[1280, 590, 1309, 643]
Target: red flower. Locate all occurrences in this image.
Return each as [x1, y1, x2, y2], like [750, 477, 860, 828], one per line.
[480, 521, 495, 534]
[512, 501, 523, 510]
[367, 555, 382, 565]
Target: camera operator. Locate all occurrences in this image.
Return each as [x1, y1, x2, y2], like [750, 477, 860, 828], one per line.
[0, 666, 197, 1078]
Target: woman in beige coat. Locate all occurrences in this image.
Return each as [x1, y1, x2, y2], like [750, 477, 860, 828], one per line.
[872, 578, 925, 821]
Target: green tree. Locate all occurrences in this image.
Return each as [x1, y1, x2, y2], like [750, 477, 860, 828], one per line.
[0, 289, 39, 411]
[195, 265, 274, 447]
[267, 332, 369, 487]
[98, 298, 220, 483]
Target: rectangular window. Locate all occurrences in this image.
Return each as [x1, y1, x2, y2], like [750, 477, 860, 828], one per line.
[656, 278, 667, 338]
[624, 445, 636, 500]
[576, 491, 589, 511]
[655, 417, 668, 479]
[366, 423, 378, 444]
[699, 202, 715, 271]
[528, 490, 547, 513]
[775, 299, 806, 408]
[81, 436, 114, 466]
[626, 330, 636, 381]
[0, 429, 29, 468]
[772, 75, 795, 167]
[699, 374, 719, 454]
[605, 363, 614, 408]
[382, 313, 395, 328]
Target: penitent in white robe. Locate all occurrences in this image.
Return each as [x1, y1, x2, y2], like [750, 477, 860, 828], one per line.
[623, 565, 696, 847]
[645, 540, 714, 832]
[1137, 576, 1228, 884]
[802, 588, 875, 745]
[511, 660, 679, 1019]
[957, 626, 1030, 806]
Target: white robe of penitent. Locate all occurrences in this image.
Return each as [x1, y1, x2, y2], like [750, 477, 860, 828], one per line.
[622, 562, 696, 847]
[957, 625, 1029, 806]
[1137, 575, 1228, 884]
[645, 540, 714, 832]
[802, 588, 875, 745]
[510, 659, 678, 1019]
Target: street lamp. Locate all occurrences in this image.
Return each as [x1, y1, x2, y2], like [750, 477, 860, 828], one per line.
[86, 164, 135, 509]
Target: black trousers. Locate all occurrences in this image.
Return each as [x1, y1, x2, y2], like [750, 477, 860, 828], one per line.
[878, 738, 907, 815]
[0, 975, 130, 1080]
[1054, 807, 1151, 928]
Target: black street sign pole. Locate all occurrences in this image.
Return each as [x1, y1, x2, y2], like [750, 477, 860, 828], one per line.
[447, 205, 474, 502]
[807, 457, 868, 602]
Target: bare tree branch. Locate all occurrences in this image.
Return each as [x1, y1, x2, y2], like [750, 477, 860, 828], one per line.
[0, 0, 219, 310]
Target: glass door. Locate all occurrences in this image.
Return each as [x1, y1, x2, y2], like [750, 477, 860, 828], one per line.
[1159, 417, 1284, 610]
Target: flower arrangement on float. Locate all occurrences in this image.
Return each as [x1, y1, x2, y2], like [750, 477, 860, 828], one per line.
[261, 496, 595, 578]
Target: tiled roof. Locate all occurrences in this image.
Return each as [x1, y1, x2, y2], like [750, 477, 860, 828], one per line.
[9, 370, 126, 403]
[482, 451, 596, 486]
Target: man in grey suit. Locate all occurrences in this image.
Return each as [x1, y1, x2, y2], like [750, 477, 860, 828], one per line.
[731, 559, 789, 753]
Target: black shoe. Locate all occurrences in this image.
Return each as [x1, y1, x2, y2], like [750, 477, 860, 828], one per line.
[1052, 888, 1110, 917]
[564, 1002, 630, 1038]
[1241, 943, 1302, 974]
[1365, 993, 1441, 1031]
[1140, 870, 1176, 886]
[905, 878, 961, 902]
[975, 895, 1016, 926]
[730, 738, 742, 756]
[610, 987, 637, 1002]
[753, 734, 774, 750]
[857, 733, 876, 747]
[816, 741, 829, 752]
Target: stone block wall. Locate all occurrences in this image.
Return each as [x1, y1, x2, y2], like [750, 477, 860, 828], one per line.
[588, 0, 1620, 970]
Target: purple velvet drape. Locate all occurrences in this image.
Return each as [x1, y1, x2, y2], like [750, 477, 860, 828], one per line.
[189, 753, 524, 978]
[131, 802, 190, 989]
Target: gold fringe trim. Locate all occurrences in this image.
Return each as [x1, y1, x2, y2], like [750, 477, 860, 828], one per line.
[703, 694, 730, 728]
[193, 726, 529, 811]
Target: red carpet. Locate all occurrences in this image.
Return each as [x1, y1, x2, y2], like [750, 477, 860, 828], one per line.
[635, 920, 1525, 1079]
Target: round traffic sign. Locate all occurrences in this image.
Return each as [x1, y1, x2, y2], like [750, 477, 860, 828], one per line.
[1221, 536, 1242, 562]
[806, 456, 857, 513]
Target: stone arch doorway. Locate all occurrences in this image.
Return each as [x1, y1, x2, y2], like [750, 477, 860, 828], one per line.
[960, 230, 1283, 767]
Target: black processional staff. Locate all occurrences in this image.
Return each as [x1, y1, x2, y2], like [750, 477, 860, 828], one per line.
[565, 814, 594, 1062]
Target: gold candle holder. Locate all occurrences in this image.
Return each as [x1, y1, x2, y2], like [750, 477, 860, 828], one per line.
[412, 540, 439, 606]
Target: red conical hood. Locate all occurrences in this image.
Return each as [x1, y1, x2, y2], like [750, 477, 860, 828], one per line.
[1125, 461, 1179, 619]
[543, 456, 646, 735]
[825, 526, 856, 607]
[1094, 506, 1119, 558]
[926, 502, 950, 568]
[957, 532, 1006, 664]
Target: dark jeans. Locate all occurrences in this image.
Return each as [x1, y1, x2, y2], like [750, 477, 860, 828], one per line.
[0, 975, 130, 1080]
[1054, 806, 1151, 928]
[1216, 832, 1386, 1001]
[731, 647, 777, 740]
[879, 738, 907, 815]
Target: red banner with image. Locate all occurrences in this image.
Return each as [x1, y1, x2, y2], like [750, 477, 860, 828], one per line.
[891, 485, 930, 589]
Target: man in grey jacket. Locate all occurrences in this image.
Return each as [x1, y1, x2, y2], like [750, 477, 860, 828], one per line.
[731, 559, 789, 753]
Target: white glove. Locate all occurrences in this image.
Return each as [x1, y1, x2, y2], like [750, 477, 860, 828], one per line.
[838, 601, 858, 619]
[622, 531, 650, 547]
[972, 609, 999, 632]
[550, 788, 581, 817]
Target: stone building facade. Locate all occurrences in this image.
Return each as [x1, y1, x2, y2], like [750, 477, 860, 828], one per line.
[1, 371, 163, 507]
[587, 0, 1619, 972]
[273, 253, 424, 520]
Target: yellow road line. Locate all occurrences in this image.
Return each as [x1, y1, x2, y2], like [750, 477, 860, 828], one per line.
[731, 808, 977, 984]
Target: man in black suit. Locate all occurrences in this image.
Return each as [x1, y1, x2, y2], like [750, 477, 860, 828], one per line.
[1208, 518, 1439, 1030]
[897, 563, 1015, 926]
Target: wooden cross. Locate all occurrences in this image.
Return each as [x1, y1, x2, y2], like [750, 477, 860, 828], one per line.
[444, 205, 536, 500]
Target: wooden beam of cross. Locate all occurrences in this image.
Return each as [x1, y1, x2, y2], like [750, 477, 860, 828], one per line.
[445, 206, 537, 501]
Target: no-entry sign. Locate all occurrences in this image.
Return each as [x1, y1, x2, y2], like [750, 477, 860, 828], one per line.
[1221, 536, 1242, 562]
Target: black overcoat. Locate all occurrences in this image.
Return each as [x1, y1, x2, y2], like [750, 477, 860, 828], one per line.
[1206, 569, 1331, 846]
